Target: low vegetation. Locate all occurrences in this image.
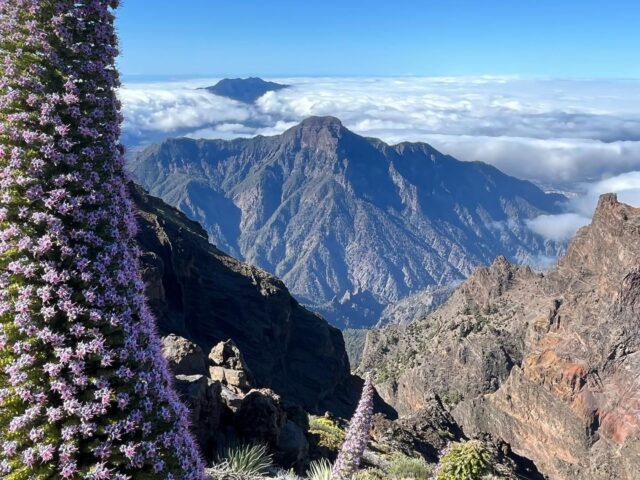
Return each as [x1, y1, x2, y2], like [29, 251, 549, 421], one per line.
[306, 459, 333, 480]
[387, 455, 433, 479]
[309, 415, 346, 451]
[435, 441, 493, 480]
[216, 443, 273, 476]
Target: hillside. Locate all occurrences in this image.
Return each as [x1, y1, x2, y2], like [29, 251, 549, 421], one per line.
[131, 116, 565, 327]
[359, 194, 640, 479]
[131, 184, 357, 414]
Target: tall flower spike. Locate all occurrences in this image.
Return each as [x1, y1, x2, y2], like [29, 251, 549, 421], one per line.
[331, 374, 375, 480]
[0, 1, 205, 478]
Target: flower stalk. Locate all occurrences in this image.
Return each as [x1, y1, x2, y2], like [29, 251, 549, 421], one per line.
[0, 1, 205, 478]
[330, 375, 375, 480]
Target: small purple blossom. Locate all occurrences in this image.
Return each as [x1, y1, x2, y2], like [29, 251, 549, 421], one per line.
[0, 1, 204, 478]
[331, 374, 375, 480]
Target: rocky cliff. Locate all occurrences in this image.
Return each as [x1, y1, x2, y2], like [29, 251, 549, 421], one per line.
[130, 184, 356, 415]
[130, 116, 565, 328]
[360, 194, 640, 479]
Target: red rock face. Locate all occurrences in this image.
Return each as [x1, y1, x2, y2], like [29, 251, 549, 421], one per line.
[362, 194, 640, 479]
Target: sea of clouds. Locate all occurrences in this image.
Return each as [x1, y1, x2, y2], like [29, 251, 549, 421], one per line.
[118, 76, 640, 243]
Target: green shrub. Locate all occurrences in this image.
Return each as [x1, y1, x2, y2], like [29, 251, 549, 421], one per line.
[353, 467, 386, 479]
[387, 455, 433, 479]
[375, 361, 400, 383]
[217, 443, 273, 475]
[306, 459, 332, 480]
[436, 441, 493, 480]
[309, 415, 346, 451]
[442, 391, 464, 407]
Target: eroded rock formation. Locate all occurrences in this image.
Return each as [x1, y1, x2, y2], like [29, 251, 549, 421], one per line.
[361, 194, 640, 479]
[131, 184, 356, 415]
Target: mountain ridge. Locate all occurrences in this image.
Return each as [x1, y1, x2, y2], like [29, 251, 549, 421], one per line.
[131, 116, 566, 328]
[359, 193, 640, 479]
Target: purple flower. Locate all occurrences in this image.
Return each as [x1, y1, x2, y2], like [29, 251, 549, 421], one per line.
[0, 1, 204, 478]
[331, 374, 375, 480]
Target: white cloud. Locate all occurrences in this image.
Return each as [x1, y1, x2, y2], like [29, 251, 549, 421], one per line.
[118, 76, 640, 186]
[526, 213, 591, 241]
[525, 171, 640, 242]
[572, 171, 640, 214]
[424, 136, 640, 184]
[120, 86, 251, 133]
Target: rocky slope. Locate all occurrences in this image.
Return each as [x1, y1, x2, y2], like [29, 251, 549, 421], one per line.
[130, 116, 565, 328]
[131, 184, 356, 415]
[359, 194, 640, 479]
[376, 283, 458, 327]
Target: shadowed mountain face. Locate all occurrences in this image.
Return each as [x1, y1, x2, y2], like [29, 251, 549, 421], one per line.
[130, 116, 565, 328]
[202, 77, 289, 103]
[360, 194, 640, 479]
[131, 184, 357, 415]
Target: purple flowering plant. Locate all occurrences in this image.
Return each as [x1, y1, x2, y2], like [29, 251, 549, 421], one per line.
[0, 1, 205, 478]
[330, 375, 375, 480]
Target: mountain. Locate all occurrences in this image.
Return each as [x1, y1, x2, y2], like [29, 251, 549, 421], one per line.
[202, 77, 289, 103]
[359, 194, 640, 479]
[376, 283, 459, 327]
[130, 184, 358, 415]
[130, 116, 565, 328]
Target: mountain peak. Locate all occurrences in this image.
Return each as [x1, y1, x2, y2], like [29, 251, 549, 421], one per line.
[596, 192, 619, 210]
[132, 120, 564, 328]
[591, 192, 639, 227]
[284, 116, 348, 148]
[202, 77, 289, 103]
[291, 116, 345, 134]
[556, 194, 640, 292]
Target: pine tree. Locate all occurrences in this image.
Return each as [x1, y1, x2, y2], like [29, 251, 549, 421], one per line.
[0, 1, 205, 478]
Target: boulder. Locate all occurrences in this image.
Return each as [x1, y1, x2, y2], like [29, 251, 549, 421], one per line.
[208, 340, 255, 392]
[219, 384, 244, 412]
[209, 340, 248, 370]
[162, 334, 208, 377]
[174, 374, 223, 456]
[210, 366, 252, 392]
[235, 389, 287, 445]
[370, 394, 461, 462]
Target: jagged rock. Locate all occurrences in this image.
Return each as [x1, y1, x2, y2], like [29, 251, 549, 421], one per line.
[370, 394, 462, 462]
[162, 334, 208, 376]
[209, 340, 248, 370]
[219, 385, 243, 412]
[361, 194, 640, 479]
[210, 366, 252, 391]
[131, 116, 565, 328]
[208, 340, 255, 392]
[132, 183, 357, 416]
[235, 389, 287, 446]
[174, 374, 223, 456]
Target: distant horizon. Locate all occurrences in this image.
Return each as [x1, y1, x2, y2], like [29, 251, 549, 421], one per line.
[116, 0, 640, 78]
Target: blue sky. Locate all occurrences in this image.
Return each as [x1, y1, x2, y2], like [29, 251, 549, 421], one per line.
[116, 0, 640, 77]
